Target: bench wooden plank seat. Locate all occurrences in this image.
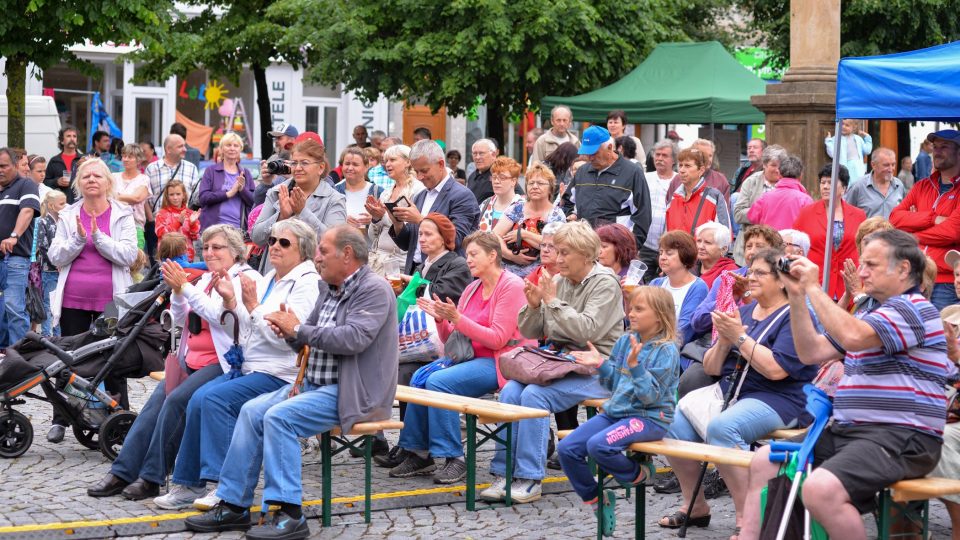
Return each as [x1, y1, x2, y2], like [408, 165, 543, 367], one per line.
[394, 385, 549, 510]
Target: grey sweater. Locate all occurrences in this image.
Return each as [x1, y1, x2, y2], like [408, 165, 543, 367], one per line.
[518, 263, 625, 357]
[289, 265, 398, 433]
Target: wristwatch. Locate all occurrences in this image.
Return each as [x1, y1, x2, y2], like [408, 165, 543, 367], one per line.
[293, 324, 301, 335]
[736, 334, 749, 347]
[9, 232, 17, 239]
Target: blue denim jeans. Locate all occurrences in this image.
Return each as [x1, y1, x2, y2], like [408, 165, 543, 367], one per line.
[171, 371, 286, 488]
[667, 397, 786, 450]
[41, 270, 60, 337]
[557, 413, 666, 501]
[931, 283, 959, 311]
[4, 255, 30, 344]
[490, 374, 609, 481]
[216, 383, 340, 507]
[110, 364, 223, 484]
[398, 357, 497, 458]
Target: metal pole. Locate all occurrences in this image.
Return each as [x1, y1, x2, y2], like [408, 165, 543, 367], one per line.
[822, 119, 843, 293]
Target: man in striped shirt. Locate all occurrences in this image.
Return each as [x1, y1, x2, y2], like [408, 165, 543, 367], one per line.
[739, 229, 955, 540]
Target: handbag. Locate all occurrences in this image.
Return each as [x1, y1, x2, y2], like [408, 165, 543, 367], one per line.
[499, 345, 595, 386]
[442, 282, 481, 363]
[25, 220, 45, 324]
[398, 284, 444, 363]
[676, 305, 789, 439]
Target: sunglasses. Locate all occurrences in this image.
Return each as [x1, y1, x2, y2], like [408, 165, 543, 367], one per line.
[268, 236, 293, 248]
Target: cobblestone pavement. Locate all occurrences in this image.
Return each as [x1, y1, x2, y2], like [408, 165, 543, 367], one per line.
[0, 378, 953, 539]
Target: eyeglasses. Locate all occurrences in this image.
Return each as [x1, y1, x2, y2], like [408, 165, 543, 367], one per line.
[745, 269, 774, 278]
[472, 151, 491, 157]
[540, 242, 556, 252]
[491, 174, 516, 182]
[202, 244, 228, 252]
[268, 236, 293, 248]
[285, 160, 318, 169]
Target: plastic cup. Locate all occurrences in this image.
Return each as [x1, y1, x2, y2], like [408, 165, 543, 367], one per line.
[624, 259, 648, 286]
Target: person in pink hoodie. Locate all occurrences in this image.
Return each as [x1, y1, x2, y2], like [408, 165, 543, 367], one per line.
[747, 155, 813, 231]
[384, 230, 537, 484]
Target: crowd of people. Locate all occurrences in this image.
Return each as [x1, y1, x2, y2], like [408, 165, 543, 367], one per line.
[6, 109, 960, 540]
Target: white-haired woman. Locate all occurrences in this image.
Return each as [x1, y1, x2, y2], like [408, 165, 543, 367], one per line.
[163, 218, 320, 510]
[114, 144, 151, 249]
[364, 144, 425, 275]
[49, 158, 138, 337]
[779, 229, 811, 258]
[197, 132, 255, 232]
[695, 221, 737, 289]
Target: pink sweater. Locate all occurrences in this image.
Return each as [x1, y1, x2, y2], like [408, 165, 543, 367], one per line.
[747, 177, 813, 230]
[437, 271, 537, 389]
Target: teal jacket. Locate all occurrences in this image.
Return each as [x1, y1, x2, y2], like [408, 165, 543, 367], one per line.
[597, 333, 680, 430]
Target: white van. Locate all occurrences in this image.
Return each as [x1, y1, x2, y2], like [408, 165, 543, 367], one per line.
[0, 96, 61, 156]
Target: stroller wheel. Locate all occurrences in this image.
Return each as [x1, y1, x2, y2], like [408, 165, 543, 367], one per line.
[72, 424, 100, 450]
[0, 410, 33, 458]
[99, 411, 137, 461]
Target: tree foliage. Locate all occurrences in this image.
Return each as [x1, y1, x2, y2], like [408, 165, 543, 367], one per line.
[0, 0, 169, 147]
[738, 0, 960, 67]
[129, 0, 309, 157]
[269, 0, 729, 136]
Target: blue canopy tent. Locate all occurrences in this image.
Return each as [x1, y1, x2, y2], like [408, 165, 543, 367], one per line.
[822, 41, 960, 289]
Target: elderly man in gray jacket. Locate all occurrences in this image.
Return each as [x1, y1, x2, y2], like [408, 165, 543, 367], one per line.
[184, 225, 398, 540]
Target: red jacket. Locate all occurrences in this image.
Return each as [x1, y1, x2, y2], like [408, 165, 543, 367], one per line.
[793, 199, 866, 300]
[665, 180, 731, 236]
[890, 172, 960, 283]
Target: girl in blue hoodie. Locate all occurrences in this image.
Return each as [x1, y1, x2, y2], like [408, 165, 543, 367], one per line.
[559, 286, 681, 507]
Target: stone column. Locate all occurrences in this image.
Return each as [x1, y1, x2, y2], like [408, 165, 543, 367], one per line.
[751, 0, 841, 190]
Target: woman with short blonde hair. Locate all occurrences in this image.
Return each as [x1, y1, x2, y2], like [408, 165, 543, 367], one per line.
[365, 144, 425, 275]
[197, 131, 254, 232]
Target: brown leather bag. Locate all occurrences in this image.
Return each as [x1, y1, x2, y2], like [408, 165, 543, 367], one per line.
[499, 346, 595, 386]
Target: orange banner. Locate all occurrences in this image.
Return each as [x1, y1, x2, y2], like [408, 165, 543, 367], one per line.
[174, 111, 214, 156]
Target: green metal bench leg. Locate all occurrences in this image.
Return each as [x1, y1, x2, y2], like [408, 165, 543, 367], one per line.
[504, 421, 513, 506]
[596, 465, 604, 540]
[466, 414, 477, 511]
[877, 489, 891, 540]
[364, 435, 372, 523]
[320, 432, 332, 527]
[636, 484, 645, 539]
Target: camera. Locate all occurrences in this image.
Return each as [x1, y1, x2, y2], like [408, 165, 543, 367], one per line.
[777, 256, 793, 274]
[265, 159, 290, 176]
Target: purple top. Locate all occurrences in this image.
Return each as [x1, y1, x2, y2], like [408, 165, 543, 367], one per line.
[218, 171, 243, 228]
[63, 207, 115, 312]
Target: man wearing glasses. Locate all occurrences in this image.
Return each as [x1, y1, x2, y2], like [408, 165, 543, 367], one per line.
[465, 139, 499, 203]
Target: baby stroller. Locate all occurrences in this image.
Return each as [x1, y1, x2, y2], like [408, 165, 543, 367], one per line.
[0, 282, 172, 460]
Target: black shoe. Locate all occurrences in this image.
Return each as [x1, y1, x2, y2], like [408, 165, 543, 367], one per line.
[246, 511, 310, 540]
[349, 436, 389, 458]
[388, 453, 436, 478]
[121, 478, 160, 501]
[546, 455, 562, 470]
[703, 468, 728, 499]
[653, 470, 681, 494]
[46, 424, 66, 443]
[88, 473, 129, 498]
[184, 501, 251, 533]
[374, 445, 408, 468]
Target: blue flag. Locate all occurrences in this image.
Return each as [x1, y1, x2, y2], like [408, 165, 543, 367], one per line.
[88, 91, 122, 151]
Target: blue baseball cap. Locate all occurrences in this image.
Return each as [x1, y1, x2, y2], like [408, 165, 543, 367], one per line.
[269, 123, 299, 138]
[578, 126, 611, 155]
[927, 129, 960, 145]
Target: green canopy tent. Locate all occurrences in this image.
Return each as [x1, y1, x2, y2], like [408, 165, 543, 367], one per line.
[540, 41, 767, 124]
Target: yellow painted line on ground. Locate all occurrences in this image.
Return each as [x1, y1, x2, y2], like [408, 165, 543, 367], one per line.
[0, 467, 675, 533]
[0, 476, 570, 533]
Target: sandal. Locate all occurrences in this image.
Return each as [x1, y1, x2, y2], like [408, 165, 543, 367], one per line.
[658, 510, 711, 529]
[599, 489, 617, 537]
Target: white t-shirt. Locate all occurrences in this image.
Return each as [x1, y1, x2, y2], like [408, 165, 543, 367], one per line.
[660, 278, 695, 319]
[644, 170, 675, 250]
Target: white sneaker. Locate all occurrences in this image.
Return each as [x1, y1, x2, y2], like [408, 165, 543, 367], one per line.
[480, 476, 507, 502]
[153, 484, 207, 510]
[191, 488, 221, 511]
[509, 479, 542, 503]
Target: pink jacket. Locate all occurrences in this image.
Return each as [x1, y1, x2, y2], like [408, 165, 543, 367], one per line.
[746, 177, 812, 230]
[437, 271, 536, 389]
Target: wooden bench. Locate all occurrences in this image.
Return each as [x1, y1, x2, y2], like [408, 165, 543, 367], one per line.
[394, 385, 549, 510]
[148, 371, 165, 382]
[317, 420, 404, 526]
[558, 430, 756, 540]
